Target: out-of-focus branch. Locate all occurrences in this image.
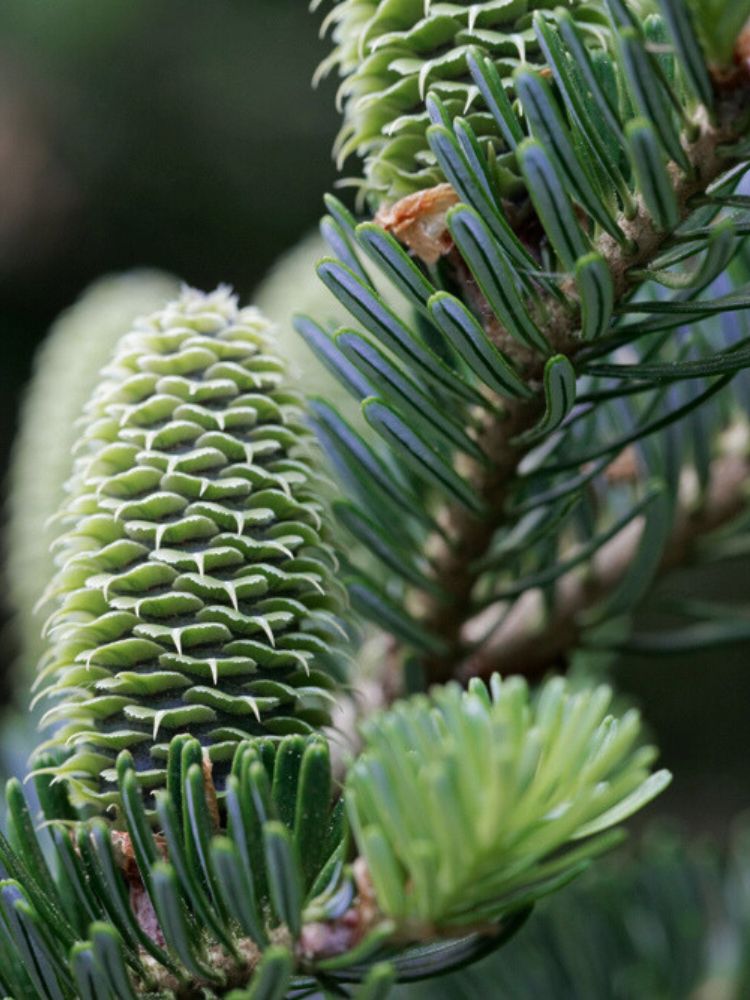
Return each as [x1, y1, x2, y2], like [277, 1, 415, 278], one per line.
[377, 87, 750, 688]
[460, 447, 750, 683]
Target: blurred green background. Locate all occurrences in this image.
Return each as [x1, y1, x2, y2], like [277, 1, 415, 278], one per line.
[0, 0, 747, 836]
[0, 0, 339, 486]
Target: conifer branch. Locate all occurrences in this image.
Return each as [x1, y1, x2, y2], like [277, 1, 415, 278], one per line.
[418, 86, 750, 684]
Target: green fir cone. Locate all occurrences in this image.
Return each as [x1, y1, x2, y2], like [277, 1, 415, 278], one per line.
[7, 271, 179, 678]
[33, 287, 350, 811]
[315, 0, 620, 205]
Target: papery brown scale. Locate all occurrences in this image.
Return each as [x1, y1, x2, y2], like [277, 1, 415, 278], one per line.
[375, 183, 459, 265]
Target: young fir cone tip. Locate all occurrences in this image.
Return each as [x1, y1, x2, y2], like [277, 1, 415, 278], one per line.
[317, 0, 638, 206]
[31, 286, 350, 812]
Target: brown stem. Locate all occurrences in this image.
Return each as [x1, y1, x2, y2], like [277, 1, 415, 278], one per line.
[414, 88, 750, 685]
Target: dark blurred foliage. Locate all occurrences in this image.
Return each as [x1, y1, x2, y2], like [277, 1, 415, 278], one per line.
[0, 1, 747, 834]
[616, 560, 750, 838]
